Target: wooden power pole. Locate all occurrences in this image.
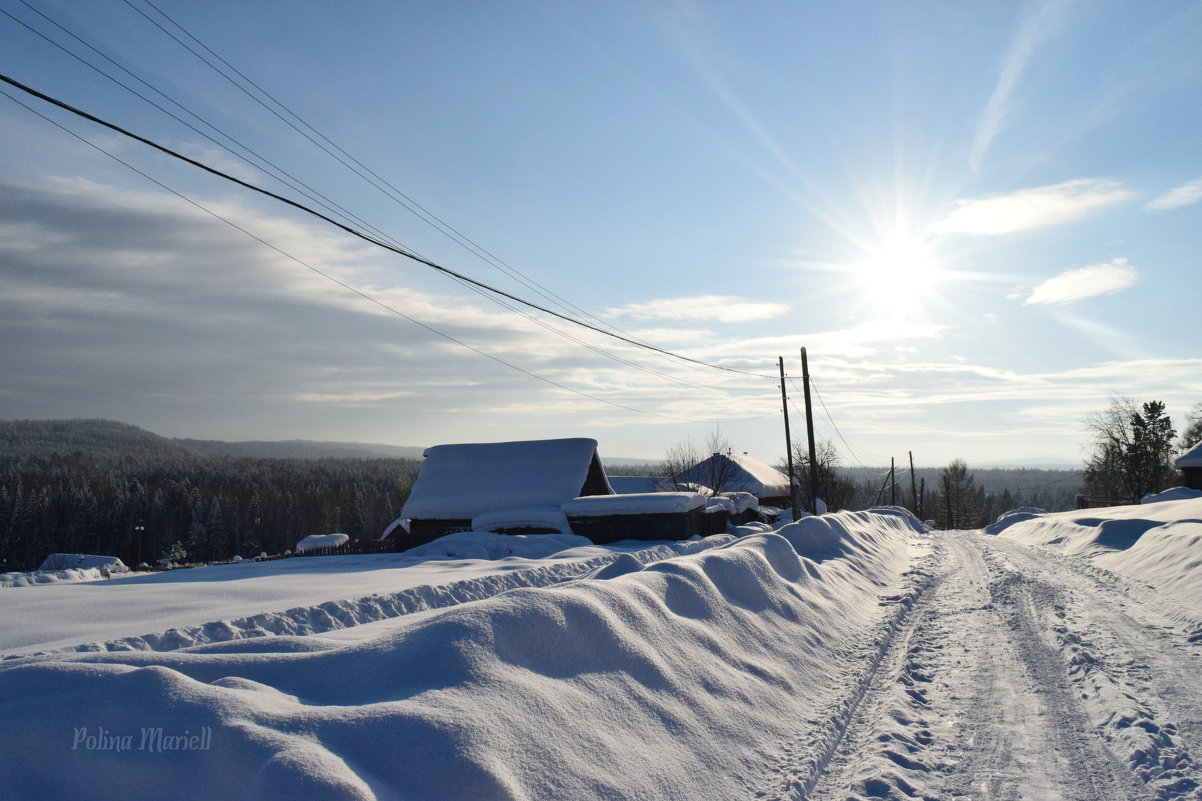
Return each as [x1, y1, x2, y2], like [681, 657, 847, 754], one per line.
[800, 348, 819, 514]
[909, 451, 918, 514]
[890, 457, 896, 506]
[778, 356, 799, 521]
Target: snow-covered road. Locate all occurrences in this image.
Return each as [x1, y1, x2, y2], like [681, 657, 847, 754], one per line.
[4, 505, 1201, 800]
[802, 531, 1202, 801]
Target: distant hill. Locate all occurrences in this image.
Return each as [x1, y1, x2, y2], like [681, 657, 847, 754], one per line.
[0, 419, 196, 462]
[175, 438, 427, 460]
[0, 419, 426, 462]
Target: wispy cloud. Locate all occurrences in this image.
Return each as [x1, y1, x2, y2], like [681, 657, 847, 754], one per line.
[603, 295, 790, 323]
[1147, 177, 1202, 211]
[971, 0, 1076, 171]
[1023, 257, 1138, 305]
[932, 179, 1131, 236]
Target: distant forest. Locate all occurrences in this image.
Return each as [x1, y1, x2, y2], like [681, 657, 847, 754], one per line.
[2, 420, 1086, 573]
[0, 420, 420, 572]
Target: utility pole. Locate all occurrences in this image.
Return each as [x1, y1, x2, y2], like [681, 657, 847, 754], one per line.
[778, 357, 799, 522]
[890, 457, 896, 506]
[800, 347, 819, 514]
[909, 451, 918, 515]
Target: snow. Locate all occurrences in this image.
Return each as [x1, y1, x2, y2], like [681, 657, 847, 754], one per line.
[1175, 441, 1202, 468]
[1142, 486, 1202, 503]
[38, 553, 129, 573]
[1, 554, 131, 588]
[997, 497, 1202, 614]
[471, 505, 572, 533]
[1, 567, 116, 588]
[0, 531, 729, 656]
[294, 533, 349, 552]
[722, 491, 760, 514]
[4, 500, 1202, 799]
[560, 491, 705, 516]
[673, 452, 791, 498]
[984, 505, 1048, 534]
[0, 510, 926, 800]
[401, 437, 611, 520]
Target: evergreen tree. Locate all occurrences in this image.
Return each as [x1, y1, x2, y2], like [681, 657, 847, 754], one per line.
[1084, 397, 1177, 503]
[933, 459, 984, 529]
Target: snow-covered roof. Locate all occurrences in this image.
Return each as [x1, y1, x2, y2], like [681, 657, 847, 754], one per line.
[296, 533, 350, 552]
[1175, 442, 1202, 469]
[402, 437, 613, 520]
[673, 453, 791, 499]
[561, 492, 705, 516]
[37, 553, 128, 573]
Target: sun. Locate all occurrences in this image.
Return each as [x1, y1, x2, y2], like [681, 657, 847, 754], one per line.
[853, 232, 943, 310]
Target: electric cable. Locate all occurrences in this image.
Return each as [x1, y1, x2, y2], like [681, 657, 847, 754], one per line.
[0, 71, 771, 379]
[128, 0, 679, 360]
[0, 84, 774, 425]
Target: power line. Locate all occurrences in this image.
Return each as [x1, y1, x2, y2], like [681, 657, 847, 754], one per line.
[4, 4, 772, 395]
[123, 0, 675, 364]
[1, 2, 412, 254]
[1, 84, 766, 425]
[0, 71, 771, 380]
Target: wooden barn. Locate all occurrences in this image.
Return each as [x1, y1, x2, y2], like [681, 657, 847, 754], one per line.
[1177, 442, 1202, 490]
[386, 437, 614, 548]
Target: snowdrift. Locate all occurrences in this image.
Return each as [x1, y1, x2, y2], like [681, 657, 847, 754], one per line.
[0, 509, 927, 801]
[996, 497, 1202, 614]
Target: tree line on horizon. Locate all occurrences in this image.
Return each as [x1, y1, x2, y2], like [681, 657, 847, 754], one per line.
[0, 448, 420, 573]
[3, 401, 1198, 573]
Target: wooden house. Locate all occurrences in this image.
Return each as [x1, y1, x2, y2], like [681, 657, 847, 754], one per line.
[1176, 442, 1202, 490]
[387, 438, 614, 548]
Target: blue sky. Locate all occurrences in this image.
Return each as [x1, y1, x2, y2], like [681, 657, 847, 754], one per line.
[1, 0, 1200, 467]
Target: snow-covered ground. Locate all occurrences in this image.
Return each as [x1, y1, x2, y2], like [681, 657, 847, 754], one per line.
[2, 503, 1201, 800]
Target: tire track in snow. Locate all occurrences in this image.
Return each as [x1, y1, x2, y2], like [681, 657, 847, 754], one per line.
[783, 532, 1154, 801]
[752, 535, 944, 801]
[986, 537, 1202, 800]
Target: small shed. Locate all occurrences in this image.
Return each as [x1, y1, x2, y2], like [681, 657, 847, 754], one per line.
[1176, 442, 1202, 490]
[561, 492, 706, 544]
[672, 452, 792, 507]
[391, 437, 614, 548]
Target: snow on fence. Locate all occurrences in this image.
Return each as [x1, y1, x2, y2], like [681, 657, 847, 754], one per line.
[293, 539, 405, 558]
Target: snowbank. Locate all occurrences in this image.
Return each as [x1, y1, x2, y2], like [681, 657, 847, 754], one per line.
[1141, 487, 1202, 504]
[38, 553, 128, 573]
[0, 567, 114, 588]
[0, 531, 730, 656]
[984, 506, 1047, 535]
[403, 529, 589, 561]
[0, 510, 927, 800]
[997, 498, 1202, 613]
[294, 533, 349, 552]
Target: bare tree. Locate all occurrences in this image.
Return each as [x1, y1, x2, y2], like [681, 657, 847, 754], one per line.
[786, 438, 855, 511]
[1084, 396, 1177, 503]
[660, 427, 740, 495]
[1181, 402, 1202, 453]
